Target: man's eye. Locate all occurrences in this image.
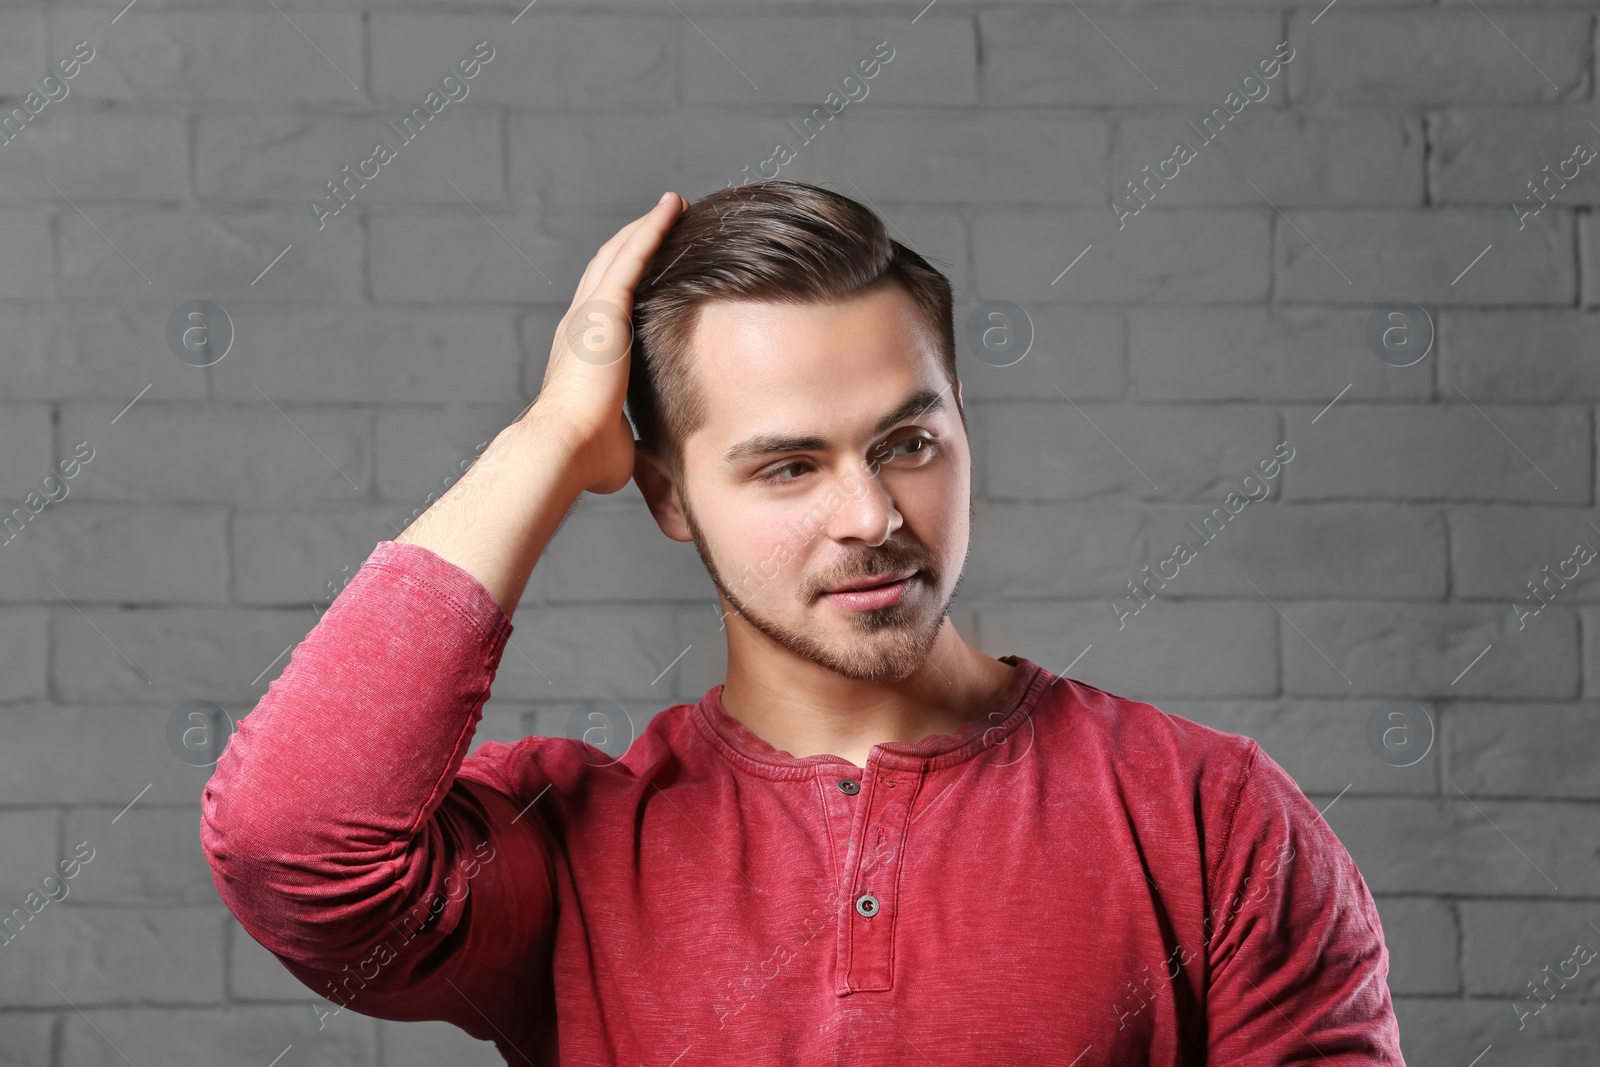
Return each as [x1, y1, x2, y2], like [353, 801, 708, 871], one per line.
[761, 436, 935, 483]
[889, 434, 935, 460]
[759, 461, 811, 484]
[897, 435, 932, 456]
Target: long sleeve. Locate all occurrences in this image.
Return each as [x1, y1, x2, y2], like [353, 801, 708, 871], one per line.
[1202, 744, 1405, 1065]
[199, 539, 557, 1053]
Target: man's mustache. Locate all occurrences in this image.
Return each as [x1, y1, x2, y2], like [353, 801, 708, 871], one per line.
[811, 548, 936, 598]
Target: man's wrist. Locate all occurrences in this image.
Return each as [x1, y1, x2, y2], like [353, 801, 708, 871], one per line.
[512, 401, 596, 499]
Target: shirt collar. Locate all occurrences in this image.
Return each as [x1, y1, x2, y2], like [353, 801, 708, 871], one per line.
[690, 655, 1055, 779]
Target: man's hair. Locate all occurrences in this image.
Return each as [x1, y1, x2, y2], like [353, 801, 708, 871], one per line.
[626, 180, 958, 481]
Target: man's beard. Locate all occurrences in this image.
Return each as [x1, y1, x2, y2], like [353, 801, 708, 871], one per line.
[679, 489, 972, 684]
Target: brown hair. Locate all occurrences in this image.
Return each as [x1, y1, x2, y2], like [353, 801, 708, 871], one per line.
[626, 180, 959, 481]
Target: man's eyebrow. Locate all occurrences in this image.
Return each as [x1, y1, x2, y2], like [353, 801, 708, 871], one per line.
[721, 386, 951, 464]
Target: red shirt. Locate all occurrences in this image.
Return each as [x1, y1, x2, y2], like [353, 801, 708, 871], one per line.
[200, 539, 1404, 1065]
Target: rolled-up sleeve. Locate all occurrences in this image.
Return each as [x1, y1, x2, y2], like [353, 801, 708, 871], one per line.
[199, 540, 556, 1053]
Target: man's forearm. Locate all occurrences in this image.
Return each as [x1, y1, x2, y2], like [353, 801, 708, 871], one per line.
[394, 407, 587, 619]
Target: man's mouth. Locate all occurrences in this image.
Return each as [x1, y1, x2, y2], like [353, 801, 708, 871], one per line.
[824, 567, 919, 595]
[820, 569, 921, 612]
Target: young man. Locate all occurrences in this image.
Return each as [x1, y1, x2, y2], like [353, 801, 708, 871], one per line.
[200, 181, 1405, 1065]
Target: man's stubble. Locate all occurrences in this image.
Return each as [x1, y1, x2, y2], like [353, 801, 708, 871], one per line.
[678, 484, 975, 684]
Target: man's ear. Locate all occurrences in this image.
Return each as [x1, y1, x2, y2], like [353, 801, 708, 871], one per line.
[955, 377, 964, 414]
[633, 446, 692, 542]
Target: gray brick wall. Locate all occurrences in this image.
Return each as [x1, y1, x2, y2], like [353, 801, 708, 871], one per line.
[0, 1, 1595, 1063]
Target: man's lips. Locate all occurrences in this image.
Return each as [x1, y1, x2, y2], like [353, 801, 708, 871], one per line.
[823, 568, 919, 595]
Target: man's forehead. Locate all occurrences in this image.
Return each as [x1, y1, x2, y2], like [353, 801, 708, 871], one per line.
[676, 286, 947, 451]
[687, 289, 933, 378]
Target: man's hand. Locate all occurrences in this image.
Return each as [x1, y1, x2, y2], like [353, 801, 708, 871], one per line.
[530, 191, 686, 496]
[392, 192, 686, 616]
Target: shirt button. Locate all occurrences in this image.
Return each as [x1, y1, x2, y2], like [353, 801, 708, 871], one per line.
[837, 778, 860, 795]
[855, 893, 880, 918]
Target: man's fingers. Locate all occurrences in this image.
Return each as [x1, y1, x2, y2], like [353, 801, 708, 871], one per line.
[575, 214, 649, 301]
[588, 193, 684, 307]
[575, 193, 682, 306]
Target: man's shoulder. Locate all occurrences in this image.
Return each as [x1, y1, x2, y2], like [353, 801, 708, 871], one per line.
[1041, 675, 1329, 894]
[1044, 673, 1261, 786]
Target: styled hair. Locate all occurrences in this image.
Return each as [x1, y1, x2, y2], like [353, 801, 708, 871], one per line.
[626, 180, 958, 480]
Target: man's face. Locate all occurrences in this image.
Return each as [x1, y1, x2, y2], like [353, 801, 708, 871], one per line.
[668, 280, 973, 684]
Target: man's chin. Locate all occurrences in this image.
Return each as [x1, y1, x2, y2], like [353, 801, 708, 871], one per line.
[801, 618, 947, 681]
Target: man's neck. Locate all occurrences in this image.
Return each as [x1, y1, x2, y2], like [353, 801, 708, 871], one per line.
[717, 621, 1018, 770]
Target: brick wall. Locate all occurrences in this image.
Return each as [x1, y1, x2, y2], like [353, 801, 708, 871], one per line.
[1, 1, 1595, 1063]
